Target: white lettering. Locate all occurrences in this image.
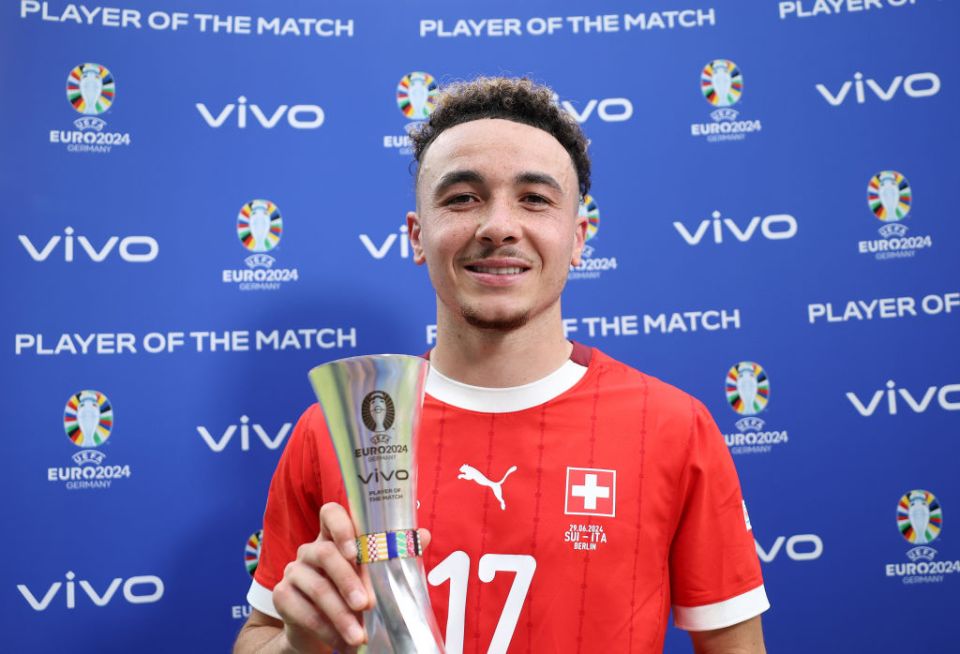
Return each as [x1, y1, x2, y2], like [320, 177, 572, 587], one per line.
[197, 417, 292, 452]
[756, 534, 823, 562]
[559, 97, 634, 124]
[123, 576, 165, 603]
[360, 226, 408, 259]
[817, 72, 940, 105]
[674, 212, 797, 245]
[847, 381, 960, 416]
[17, 573, 163, 610]
[78, 578, 122, 606]
[19, 229, 158, 263]
[197, 98, 325, 129]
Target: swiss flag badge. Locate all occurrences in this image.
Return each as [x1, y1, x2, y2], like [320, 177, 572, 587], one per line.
[564, 467, 616, 517]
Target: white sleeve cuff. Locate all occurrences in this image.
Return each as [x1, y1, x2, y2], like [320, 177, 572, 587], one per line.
[247, 579, 281, 620]
[673, 584, 770, 631]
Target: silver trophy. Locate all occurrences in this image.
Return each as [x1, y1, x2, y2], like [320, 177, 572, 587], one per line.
[308, 354, 446, 653]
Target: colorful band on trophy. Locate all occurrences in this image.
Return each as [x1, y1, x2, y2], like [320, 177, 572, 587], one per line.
[356, 529, 422, 564]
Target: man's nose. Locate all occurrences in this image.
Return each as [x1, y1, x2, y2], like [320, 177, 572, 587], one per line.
[475, 200, 521, 246]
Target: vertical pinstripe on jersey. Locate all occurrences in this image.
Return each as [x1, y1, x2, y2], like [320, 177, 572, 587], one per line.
[424, 402, 447, 574]
[471, 413, 498, 654]
[575, 367, 604, 652]
[524, 403, 550, 653]
[627, 373, 650, 652]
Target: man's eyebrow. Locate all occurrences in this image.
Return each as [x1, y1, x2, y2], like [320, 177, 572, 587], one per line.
[433, 170, 485, 195]
[515, 172, 563, 193]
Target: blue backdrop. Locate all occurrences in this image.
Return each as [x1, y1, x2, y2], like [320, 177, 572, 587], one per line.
[3, 1, 958, 652]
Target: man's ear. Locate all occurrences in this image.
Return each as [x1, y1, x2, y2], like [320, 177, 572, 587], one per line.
[407, 211, 426, 265]
[570, 205, 588, 267]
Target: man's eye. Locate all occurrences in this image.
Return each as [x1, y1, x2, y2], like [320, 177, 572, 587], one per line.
[523, 194, 549, 204]
[446, 194, 476, 205]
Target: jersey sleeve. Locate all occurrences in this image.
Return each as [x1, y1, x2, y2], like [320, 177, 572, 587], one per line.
[247, 404, 324, 618]
[669, 398, 769, 631]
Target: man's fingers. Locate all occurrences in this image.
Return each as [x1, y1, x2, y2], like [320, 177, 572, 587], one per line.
[273, 579, 347, 649]
[297, 541, 371, 611]
[359, 564, 376, 610]
[319, 502, 359, 559]
[286, 564, 367, 647]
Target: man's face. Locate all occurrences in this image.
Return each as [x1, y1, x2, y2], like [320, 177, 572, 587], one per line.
[407, 118, 586, 331]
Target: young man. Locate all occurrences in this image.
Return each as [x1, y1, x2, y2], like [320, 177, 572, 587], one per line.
[235, 77, 769, 654]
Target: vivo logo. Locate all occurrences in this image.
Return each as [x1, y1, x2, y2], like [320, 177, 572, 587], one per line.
[360, 225, 410, 259]
[19, 228, 159, 263]
[674, 211, 797, 245]
[846, 381, 960, 416]
[755, 534, 823, 563]
[17, 572, 164, 611]
[196, 416, 292, 452]
[816, 72, 941, 106]
[196, 96, 325, 129]
[358, 468, 409, 485]
[558, 97, 634, 123]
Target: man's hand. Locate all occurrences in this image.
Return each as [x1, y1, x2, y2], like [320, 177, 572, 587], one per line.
[234, 502, 432, 654]
[272, 502, 372, 651]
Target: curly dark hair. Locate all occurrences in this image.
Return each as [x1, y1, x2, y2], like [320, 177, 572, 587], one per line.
[410, 77, 591, 197]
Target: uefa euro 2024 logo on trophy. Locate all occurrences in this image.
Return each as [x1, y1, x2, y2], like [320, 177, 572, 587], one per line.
[309, 355, 445, 653]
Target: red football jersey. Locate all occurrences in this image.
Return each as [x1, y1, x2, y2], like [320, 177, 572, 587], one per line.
[249, 345, 768, 653]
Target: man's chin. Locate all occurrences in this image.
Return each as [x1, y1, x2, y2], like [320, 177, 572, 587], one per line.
[461, 308, 530, 332]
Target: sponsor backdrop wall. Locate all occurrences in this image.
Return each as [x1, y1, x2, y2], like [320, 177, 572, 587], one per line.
[3, 1, 958, 652]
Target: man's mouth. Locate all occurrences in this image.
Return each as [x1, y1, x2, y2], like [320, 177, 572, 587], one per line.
[466, 265, 526, 275]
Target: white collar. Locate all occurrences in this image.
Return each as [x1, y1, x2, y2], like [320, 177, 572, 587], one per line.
[425, 359, 588, 413]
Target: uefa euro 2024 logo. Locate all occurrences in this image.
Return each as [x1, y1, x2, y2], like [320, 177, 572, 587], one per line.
[867, 170, 911, 242]
[245, 530, 263, 577]
[66, 63, 114, 123]
[362, 391, 396, 445]
[54, 63, 131, 153]
[223, 199, 299, 291]
[886, 489, 959, 585]
[898, 490, 941, 547]
[726, 361, 769, 430]
[396, 72, 440, 121]
[52, 390, 132, 489]
[238, 199, 283, 259]
[63, 390, 113, 454]
[385, 72, 440, 155]
[722, 361, 788, 455]
[702, 59, 742, 112]
[568, 195, 617, 280]
[885, 490, 960, 584]
[868, 171, 911, 224]
[580, 195, 601, 257]
[692, 59, 761, 142]
[859, 171, 932, 260]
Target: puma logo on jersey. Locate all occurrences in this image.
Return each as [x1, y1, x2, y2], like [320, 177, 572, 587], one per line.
[457, 464, 517, 510]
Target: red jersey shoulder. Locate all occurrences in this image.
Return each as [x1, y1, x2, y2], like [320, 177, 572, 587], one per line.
[588, 348, 705, 424]
[585, 348, 726, 468]
[281, 403, 346, 503]
[302, 401, 325, 434]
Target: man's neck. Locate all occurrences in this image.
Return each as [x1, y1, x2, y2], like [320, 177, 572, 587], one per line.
[430, 304, 573, 388]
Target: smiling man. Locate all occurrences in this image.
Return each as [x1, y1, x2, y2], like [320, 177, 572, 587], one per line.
[235, 77, 768, 654]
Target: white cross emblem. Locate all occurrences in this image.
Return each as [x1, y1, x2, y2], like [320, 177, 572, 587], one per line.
[571, 474, 610, 510]
[564, 467, 616, 517]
